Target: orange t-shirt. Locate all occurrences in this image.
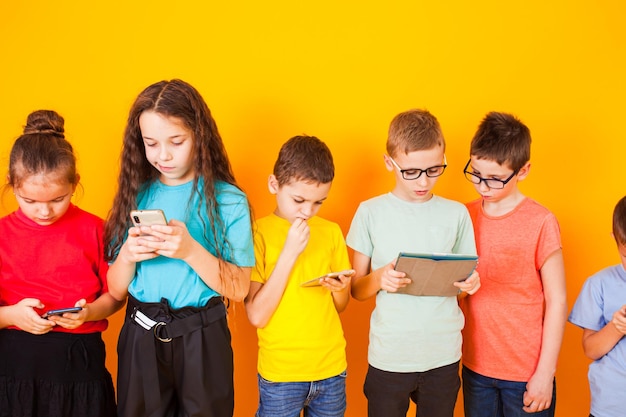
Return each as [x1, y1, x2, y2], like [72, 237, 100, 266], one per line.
[460, 197, 562, 381]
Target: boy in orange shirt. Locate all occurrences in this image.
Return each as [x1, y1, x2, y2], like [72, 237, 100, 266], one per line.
[459, 112, 567, 417]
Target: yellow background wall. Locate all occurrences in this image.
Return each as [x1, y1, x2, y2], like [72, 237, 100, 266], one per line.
[1, 1, 625, 416]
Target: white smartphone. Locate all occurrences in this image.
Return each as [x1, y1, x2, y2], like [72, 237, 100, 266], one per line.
[130, 209, 167, 228]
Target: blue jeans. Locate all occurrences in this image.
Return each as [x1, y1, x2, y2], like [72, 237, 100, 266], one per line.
[256, 371, 347, 417]
[462, 366, 556, 417]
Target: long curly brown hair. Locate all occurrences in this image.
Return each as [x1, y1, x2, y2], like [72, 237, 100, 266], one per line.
[104, 80, 244, 274]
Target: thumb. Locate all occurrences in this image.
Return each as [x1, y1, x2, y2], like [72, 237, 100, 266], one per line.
[75, 299, 87, 308]
[20, 298, 44, 309]
[168, 218, 187, 229]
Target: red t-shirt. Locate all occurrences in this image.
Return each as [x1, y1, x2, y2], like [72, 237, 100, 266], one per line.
[0, 204, 109, 333]
[460, 198, 562, 381]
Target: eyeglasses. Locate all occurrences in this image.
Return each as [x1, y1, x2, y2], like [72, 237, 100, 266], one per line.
[388, 155, 447, 180]
[463, 160, 518, 189]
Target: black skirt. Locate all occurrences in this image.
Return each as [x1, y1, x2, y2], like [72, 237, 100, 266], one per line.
[0, 329, 116, 417]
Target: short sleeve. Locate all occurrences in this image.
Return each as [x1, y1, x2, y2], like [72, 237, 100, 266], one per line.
[536, 213, 562, 270]
[330, 223, 352, 273]
[346, 203, 373, 257]
[220, 189, 255, 267]
[569, 276, 606, 332]
[251, 227, 268, 284]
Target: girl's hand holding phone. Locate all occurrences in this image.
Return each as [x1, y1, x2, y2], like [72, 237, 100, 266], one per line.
[120, 226, 164, 263]
[9, 298, 55, 335]
[47, 299, 88, 330]
[139, 219, 198, 260]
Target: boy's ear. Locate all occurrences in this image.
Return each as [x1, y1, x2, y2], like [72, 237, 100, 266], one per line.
[383, 154, 394, 172]
[268, 175, 279, 194]
[516, 162, 531, 181]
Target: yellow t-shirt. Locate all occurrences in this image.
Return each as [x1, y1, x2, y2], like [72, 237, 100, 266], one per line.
[251, 213, 350, 382]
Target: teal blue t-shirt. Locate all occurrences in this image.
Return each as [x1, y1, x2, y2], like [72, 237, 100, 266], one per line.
[128, 179, 254, 308]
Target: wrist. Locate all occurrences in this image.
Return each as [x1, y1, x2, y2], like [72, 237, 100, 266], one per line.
[611, 318, 623, 334]
[533, 365, 556, 380]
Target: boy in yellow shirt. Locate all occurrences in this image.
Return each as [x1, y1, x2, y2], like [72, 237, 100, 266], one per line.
[245, 135, 352, 417]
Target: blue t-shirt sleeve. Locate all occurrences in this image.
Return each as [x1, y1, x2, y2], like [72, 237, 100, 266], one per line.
[569, 276, 605, 331]
[219, 188, 255, 267]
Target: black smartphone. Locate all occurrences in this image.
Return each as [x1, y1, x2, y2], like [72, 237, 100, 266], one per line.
[42, 307, 83, 318]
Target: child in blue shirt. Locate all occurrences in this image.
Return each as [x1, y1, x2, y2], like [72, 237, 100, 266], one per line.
[568, 195, 626, 417]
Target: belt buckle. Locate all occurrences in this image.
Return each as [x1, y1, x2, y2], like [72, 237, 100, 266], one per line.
[153, 321, 172, 342]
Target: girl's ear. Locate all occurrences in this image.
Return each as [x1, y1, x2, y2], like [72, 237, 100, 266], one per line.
[73, 173, 81, 192]
[268, 175, 279, 194]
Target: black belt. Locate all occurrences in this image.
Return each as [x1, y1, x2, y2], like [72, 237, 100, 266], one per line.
[127, 295, 226, 417]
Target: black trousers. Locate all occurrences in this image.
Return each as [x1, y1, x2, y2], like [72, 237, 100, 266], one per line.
[364, 361, 461, 417]
[117, 296, 233, 417]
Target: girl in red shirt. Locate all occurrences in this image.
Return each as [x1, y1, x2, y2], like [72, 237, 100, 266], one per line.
[0, 110, 124, 417]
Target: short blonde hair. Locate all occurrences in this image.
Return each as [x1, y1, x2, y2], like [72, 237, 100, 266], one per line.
[386, 109, 445, 158]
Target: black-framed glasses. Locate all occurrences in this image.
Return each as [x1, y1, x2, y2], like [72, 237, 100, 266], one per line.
[463, 160, 518, 189]
[388, 155, 447, 180]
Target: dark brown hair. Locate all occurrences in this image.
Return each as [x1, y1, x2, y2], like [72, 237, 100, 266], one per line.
[273, 135, 334, 186]
[7, 110, 77, 188]
[470, 111, 531, 172]
[613, 196, 626, 246]
[104, 80, 246, 270]
[386, 109, 445, 158]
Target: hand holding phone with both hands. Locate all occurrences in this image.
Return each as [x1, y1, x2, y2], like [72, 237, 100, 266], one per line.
[44, 299, 88, 330]
[41, 306, 82, 318]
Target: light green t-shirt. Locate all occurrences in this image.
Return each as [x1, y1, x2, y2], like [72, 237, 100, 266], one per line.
[346, 193, 476, 372]
[251, 213, 351, 382]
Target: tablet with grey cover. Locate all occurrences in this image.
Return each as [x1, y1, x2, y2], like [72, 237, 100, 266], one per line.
[393, 252, 478, 297]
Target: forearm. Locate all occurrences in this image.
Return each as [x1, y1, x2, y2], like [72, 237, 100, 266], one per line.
[84, 293, 126, 322]
[351, 269, 381, 300]
[534, 300, 567, 377]
[107, 258, 136, 301]
[332, 288, 350, 312]
[245, 252, 298, 327]
[534, 250, 567, 377]
[583, 325, 624, 360]
[184, 240, 251, 301]
[0, 306, 14, 329]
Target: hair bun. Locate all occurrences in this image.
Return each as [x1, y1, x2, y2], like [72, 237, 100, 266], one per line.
[23, 110, 65, 138]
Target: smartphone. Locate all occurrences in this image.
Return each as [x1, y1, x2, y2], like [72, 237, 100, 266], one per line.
[130, 209, 167, 228]
[326, 269, 356, 279]
[42, 307, 82, 318]
[301, 269, 356, 287]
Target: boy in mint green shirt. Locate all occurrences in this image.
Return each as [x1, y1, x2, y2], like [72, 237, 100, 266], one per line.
[347, 109, 480, 417]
